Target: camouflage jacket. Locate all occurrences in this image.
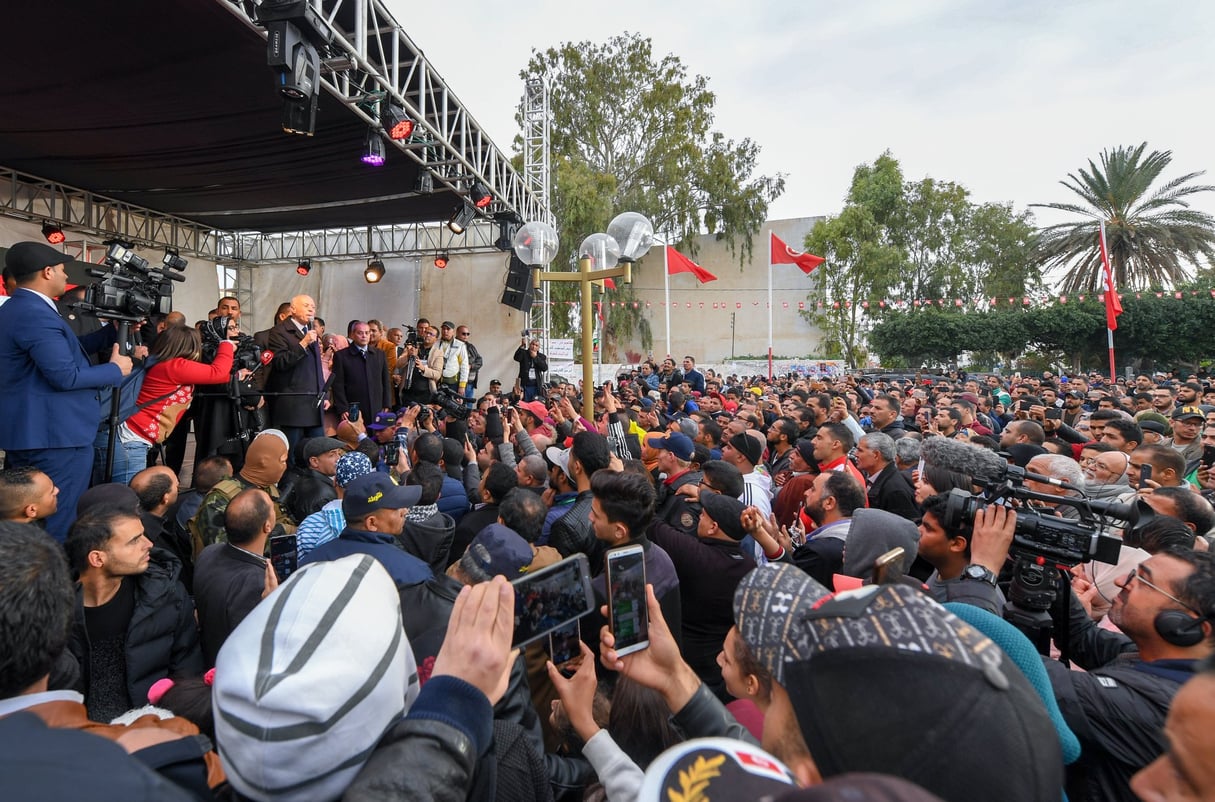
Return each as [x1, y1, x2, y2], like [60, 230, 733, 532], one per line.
[188, 476, 296, 557]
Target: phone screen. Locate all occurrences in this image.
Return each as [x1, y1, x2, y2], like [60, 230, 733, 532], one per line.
[546, 620, 582, 665]
[511, 554, 594, 648]
[606, 545, 649, 656]
[269, 534, 298, 583]
[348, 403, 360, 423]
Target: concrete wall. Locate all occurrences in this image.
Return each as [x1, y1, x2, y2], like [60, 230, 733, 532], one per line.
[613, 217, 828, 363]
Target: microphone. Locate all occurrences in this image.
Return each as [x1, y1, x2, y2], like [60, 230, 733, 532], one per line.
[920, 436, 1008, 485]
[260, 350, 274, 366]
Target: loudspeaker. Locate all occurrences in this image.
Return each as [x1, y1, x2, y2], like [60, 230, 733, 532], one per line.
[1154, 610, 1208, 648]
[500, 256, 534, 312]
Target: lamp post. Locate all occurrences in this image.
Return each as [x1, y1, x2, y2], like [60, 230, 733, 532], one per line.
[513, 212, 655, 419]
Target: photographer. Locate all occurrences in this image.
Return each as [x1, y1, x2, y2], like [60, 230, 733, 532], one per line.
[513, 336, 547, 401]
[96, 320, 235, 485]
[396, 326, 443, 406]
[967, 507, 1215, 802]
[192, 312, 265, 471]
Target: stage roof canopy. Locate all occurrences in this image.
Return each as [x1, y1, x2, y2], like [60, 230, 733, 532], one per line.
[0, 0, 535, 235]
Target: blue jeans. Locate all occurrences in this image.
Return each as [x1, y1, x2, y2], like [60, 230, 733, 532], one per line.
[92, 428, 150, 487]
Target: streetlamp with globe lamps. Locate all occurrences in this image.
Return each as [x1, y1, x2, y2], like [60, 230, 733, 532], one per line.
[512, 212, 654, 419]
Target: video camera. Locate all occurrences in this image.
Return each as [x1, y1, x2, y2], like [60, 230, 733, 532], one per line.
[942, 461, 1156, 658]
[403, 323, 419, 348]
[432, 384, 471, 420]
[75, 241, 187, 322]
[202, 331, 264, 374]
[941, 462, 1151, 566]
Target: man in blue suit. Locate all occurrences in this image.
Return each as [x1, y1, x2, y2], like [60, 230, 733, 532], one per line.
[0, 242, 132, 541]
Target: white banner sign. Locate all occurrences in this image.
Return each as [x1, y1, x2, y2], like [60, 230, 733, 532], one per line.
[547, 339, 575, 360]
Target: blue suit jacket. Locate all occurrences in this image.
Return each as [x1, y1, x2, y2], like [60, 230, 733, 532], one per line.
[0, 289, 121, 450]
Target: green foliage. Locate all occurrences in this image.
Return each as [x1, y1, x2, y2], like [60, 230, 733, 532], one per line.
[869, 290, 1215, 372]
[799, 152, 1038, 367]
[519, 33, 784, 350]
[1034, 143, 1215, 293]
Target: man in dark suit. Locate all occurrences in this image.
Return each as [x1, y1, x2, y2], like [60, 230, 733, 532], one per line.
[265, 294, 325, 451]
[331, 320, 392, 419]
[0, 242, 132, 541]
[856, 431, 918, 521]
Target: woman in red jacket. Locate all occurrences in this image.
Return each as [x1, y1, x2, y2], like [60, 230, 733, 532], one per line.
[106, 324, 235, 485]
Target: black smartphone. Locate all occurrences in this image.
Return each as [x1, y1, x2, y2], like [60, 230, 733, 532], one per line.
[1017, 400, 1031, 412]
[1139, 463, 1153, 485]
[546, 620, 582, 666]
[269, 534, 298, 583]
[1203, 445, 1215, 468]
[348, 402, 361, 423]
[384, 437, 400, 466]
[510, 554, 595, 649]
[605, 544, 649, 656]
[1046, 408, 1062, 420]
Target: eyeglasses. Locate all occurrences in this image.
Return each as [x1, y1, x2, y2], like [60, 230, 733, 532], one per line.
[1121, 567, 1200, 614]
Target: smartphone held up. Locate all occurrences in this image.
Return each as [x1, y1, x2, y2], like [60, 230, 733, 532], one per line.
[605, 544, 649, 656]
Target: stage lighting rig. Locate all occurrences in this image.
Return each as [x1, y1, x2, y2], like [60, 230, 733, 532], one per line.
[383, 104, 414, 141]
[296, 260, 312, 276]
[361, 128, 386, 166]
[434, 253, 449, 269]
[259, 2, 332, 137]
[42, 222, 65, 245]
[364, 256, 386, 283]
[415, 171, 434, 194]
[494, 212, 522, 252]
[469, 181, 493, 209]
[447, 202, 477, 235]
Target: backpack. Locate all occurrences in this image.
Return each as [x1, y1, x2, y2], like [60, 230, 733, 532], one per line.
[97, 355, 172, 425]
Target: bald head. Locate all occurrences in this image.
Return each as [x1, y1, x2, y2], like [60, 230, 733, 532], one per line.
[130, 466, 179, 515]
[289, 295, 317, 326]
[224, 488, 274, 548]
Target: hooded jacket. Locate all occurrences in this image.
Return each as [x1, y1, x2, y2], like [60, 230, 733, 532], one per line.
[402, 511, 457, 575]
[840, 507, 920, 581]
[68, 548, 205, 714]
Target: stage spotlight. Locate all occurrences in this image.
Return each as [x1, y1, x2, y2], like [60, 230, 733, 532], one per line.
[469, 181, 492, 209]
[296, 260, 312, 276]
[362, 128, 386, 166]
[364, 257, 386, 283]
[434, 253, 449, 269]
[415, 171, 434, 194]
[282, 93, 318, 136]
[447, 202, 477, 235]
[41, 222, 65, 245]
[383, 104, 414, 141]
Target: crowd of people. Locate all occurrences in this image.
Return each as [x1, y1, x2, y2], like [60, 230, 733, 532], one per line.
[1, 239, 1214, 801]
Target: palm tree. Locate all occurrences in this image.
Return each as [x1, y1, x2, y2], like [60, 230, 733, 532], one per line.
[1033, 143, 1215, 293]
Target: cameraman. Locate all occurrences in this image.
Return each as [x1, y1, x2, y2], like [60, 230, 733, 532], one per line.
[396, 326, 442, 407]
[969, 507, 1215, 802]
[918, 493, 1007, 615]
[0, 242, 131, 541]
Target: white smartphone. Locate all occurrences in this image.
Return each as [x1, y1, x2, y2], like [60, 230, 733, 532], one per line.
[605, 544, 649, 657]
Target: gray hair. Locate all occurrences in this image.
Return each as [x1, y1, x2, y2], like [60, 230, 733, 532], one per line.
[1030, 454, 1086, 492]
[860, 432, 896, 463]
[894, 436, 922, 467]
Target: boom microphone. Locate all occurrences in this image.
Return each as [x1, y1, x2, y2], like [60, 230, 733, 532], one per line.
[920, 436, 1008, 485]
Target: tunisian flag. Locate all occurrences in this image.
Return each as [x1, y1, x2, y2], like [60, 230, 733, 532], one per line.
[666, 246, 717, 283]
[1098, 221, 1123, 330]
[771, 232, 824, 275]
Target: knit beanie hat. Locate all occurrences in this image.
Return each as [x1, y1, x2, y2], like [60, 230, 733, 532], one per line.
[213, 554, 419, 801]
[240, 430, 288, 487]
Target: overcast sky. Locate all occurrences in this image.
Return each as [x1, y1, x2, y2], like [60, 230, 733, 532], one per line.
[388, 0, 1214, 228]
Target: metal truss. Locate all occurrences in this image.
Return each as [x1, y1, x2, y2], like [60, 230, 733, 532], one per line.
[521, 76, 552, 342]
[220, 0, 548, 226]
[0, 167, 221, 260]
[221, 219, 506, 264]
